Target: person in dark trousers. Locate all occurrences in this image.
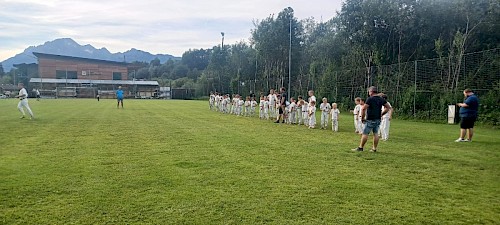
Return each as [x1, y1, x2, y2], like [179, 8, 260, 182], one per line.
[352, 86, 391, 152]
[116, 86, 124, 108]
[455, 88, 479, 142]
[275, 87, 287, 123]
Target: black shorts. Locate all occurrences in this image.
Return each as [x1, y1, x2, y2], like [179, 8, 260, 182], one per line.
[460, 117, 476, 129]
[278, 107, 284, 114]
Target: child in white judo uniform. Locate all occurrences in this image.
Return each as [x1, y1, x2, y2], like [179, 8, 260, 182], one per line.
[331, 103, 340, 132]
[319, 97, 331, 129]
[308, 100, 316, 129]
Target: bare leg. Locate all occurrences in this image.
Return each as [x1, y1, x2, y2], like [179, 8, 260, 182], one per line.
[468, 128, 473, 140]
[460, 128, 466, 139]
[373, 134, 380, 150]
[359, 134, 369, 148]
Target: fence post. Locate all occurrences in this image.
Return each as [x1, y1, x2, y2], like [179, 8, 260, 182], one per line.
[413, 60, 417, 118]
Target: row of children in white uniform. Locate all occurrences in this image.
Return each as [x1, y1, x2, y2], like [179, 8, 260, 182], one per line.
[352, 94, 392, 141]
[272, 96, 341, 131]
[210, 92, 341, 131]
[210, 93, 259, 116]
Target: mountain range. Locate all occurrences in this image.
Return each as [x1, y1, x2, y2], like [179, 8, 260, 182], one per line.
[1, 38, 179, 72]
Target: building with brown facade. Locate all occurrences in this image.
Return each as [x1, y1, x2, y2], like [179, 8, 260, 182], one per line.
[29, 52, 162, 98]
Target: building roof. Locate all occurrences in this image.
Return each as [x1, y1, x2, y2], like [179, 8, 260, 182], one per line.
[32, 52, 129, 66]
[30, 78, 159, 86]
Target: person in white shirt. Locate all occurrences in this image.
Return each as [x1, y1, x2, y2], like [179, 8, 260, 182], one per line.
[308, 90, 316, 107]
[15, 83, 34, 119]
[288, 97, 297, 124]
[237, 96, 245, 116]
[378, 93, 392, 141]
[250, 97, 258, 117]
[319, 97, 331, 129]
[331, 103, 340, 132]
[244, 96, 251, 116]
[300, 99, 309, 126]
[352, 97, 361, 133]
[36, 89, 41, 101]
[308, 100, 316, 129]
[214, 93, 220, 111]
[231, 94, 237, 114]
[209, 92, 215, 110]
[357, 98, 366, 134]
[223, 95, 230, 113]
[263, 96, 270, 120]
[296, 96, 304, 125]
[259, 96, 265, 119]
[268, 89, 277, 119]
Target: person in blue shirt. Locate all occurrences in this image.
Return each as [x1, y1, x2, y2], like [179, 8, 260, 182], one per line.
[116, 86, 124, 108]
[455, 88, 479, 142]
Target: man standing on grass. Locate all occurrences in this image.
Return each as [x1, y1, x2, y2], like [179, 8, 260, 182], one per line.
[455, 89, 479, 142]
[352, 86, 391, 152]
[15, 83, 35, 119]
[275, 87, 287, 123]
[116, 86, 124, 108]
[36, 89, 41, 101]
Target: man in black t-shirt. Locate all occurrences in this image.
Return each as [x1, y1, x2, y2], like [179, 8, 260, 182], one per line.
[352, 86, 392, 152]
[275, 87, 287, 123]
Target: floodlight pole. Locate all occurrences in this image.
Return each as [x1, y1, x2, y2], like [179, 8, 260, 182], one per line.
[288, 17, 292, 99]
[220, 32, 225, 93]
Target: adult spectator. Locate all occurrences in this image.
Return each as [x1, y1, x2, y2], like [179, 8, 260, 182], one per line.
[455, 89, 479, 142]
[352, 86, 391, 152]
[308, 90, 316, 105]
[275, 87, 287, 123]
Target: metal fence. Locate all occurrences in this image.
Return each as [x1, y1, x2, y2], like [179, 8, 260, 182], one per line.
[232, 48, 499, 119]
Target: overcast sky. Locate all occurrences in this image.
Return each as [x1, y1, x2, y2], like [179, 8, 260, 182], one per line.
[0, 0, 343, 61]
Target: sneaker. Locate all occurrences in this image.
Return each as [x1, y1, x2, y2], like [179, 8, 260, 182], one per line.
[370, 149, 377, 153]
[274, 120, 280, 123]
[351, 147, 363, 152]
[455, 138, 467, 142]
[19, 116, 25, 119]
[464, 139, 471, 142]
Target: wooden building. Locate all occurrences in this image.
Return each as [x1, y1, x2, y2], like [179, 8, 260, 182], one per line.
[30, 52, 160, 98]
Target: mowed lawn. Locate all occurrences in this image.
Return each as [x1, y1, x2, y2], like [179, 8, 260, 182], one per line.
[0, 99, 499, 224]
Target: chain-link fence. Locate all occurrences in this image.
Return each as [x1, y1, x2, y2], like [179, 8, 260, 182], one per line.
[230, 48, 499, 121]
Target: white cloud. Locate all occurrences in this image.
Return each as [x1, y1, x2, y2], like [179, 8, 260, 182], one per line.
[0, 0, 343, 61]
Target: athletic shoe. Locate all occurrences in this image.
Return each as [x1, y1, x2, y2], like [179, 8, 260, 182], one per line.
[455, 138, 467, 142]
[351, 147, 363, 152]
[370, 149, 377, 153]
[464, 139, 471, 142]
[19, 116, 25, 119]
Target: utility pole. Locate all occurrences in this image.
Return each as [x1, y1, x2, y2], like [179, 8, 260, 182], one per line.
[288, 17, 292, 99]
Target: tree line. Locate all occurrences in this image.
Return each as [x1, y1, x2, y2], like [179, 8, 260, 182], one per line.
[1, 0, 498, 123]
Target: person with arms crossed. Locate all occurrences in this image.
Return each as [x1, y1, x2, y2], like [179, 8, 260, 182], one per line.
[15, 83, 35, 119]
[455, 89, 479, 142]
[116, 86, 124, 108]
[352, 86, 391, 152]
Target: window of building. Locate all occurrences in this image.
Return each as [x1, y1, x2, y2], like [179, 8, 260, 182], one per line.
[56, 70, 77, 79]
[113, 72, 122, 80]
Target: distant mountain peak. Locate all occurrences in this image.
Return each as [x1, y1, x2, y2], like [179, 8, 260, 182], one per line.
[1, 38, 179, 72]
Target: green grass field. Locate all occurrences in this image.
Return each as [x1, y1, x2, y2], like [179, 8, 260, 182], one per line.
[1, 99, 499, 224]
